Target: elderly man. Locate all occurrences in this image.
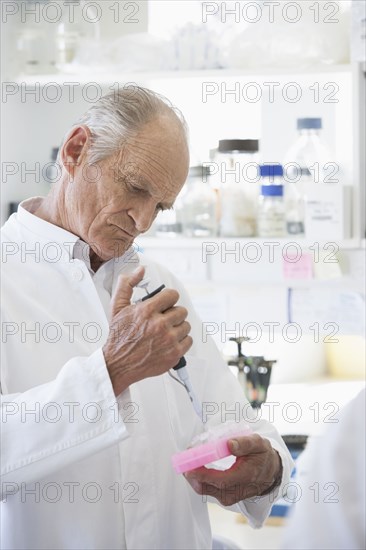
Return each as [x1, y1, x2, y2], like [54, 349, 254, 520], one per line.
[1, 87, 293, 550]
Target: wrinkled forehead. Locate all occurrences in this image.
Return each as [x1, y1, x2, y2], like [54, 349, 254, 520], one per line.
[112, 118, 189, 198]
[128, 114, 189, 162]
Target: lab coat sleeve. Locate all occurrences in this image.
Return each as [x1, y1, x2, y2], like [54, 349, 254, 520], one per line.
[198, 332, 294, 528]
[0, 348, 129, 499]
[231, 433, 292, 528]
[146, 260, 294, 527]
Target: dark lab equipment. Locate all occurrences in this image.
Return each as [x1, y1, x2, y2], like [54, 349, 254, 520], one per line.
[228, 336, 276, 408]
[8, 202, 20, 217]
[51, 147, 59, 162]
[282, 434, 309, 460]
[227, 336, 249, 390]
[44, 147, 60, 184]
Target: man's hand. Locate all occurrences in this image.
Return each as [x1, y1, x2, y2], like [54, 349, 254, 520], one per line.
[103, 266, 193, 395]
[184, 434, 282, 506]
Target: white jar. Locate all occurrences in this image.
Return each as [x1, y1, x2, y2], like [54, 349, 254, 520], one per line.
[215, 139, 260, 237]
[220, 181, 256, 237]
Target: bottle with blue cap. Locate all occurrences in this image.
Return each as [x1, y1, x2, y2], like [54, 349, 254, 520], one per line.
[257, 165, 286, 238]
[284, 117, 334, 184]
[283, 117, 335, 236]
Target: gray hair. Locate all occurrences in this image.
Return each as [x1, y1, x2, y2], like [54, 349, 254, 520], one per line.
[71, 85, 188, 164]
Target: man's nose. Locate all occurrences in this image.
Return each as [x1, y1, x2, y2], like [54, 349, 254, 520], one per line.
[131, 201, 157, 233]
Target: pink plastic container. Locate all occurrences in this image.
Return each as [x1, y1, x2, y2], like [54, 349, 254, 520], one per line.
[171, 426, 252, 474]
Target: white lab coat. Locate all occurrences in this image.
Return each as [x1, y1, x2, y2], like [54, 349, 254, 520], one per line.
[1, 198, 293, 550]
[282, 389, 366, 550]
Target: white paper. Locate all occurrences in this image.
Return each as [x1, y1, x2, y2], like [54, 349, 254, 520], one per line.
[289, 288, 365, 336]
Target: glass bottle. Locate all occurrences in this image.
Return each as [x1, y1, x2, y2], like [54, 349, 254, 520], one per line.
[257, 165, 286, 238]
[181, 166, 217, 237]
[154, 189, 185, 238]
[16, 2, 57, 76]
[56, 0, 100, 71]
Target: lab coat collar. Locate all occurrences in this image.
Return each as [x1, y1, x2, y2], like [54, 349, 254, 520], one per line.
[16, 196, 140, 273]
[73, 239, 92, 271]
[17, 197, 80, 260]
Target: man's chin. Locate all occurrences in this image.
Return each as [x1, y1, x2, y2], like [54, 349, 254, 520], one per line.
[89, 238, 135, 263]
[108, 239, 135, 259]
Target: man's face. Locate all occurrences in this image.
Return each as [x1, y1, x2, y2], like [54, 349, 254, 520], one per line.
[66, 116, 189, 261]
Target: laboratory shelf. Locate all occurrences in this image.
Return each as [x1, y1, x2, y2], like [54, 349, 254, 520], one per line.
[136, 236, 364, 288]
[15, 64, 353, 86]
[137, 236, 362, 251]
[7, 62, 364, 246]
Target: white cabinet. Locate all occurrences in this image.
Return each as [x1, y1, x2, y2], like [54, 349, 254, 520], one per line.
[137, 239, 208, 283]
[137, 236, 364, 286]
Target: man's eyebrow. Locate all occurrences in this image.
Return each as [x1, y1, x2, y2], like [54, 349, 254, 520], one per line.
[136, 176, 175, 205]
[114, 170, 175, 209]
[113, 166, 146, 187]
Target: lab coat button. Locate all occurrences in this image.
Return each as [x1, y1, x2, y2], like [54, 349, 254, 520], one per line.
[72, 268, 83, 281]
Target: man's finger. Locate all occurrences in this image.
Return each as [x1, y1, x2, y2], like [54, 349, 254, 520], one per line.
[185, 466, 242, 489]
[228, 434, 266, 457]
[111, 266, 145, 315]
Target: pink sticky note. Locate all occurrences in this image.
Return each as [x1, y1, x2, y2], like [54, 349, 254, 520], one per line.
[283, 252, 313, 280]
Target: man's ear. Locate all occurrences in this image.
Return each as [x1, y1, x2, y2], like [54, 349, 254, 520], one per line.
[61, 125, 92, 177]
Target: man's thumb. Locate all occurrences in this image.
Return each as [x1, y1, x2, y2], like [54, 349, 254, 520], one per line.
[111, 266, 145, 315]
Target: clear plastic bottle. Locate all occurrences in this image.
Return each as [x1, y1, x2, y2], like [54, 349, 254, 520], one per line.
[257, 165, 286, 238]
[283, 117, 336, 236]
[283, 118, 334, 184]
[181, 166, 217, 237]
[215, 139, 260, 237]
[285, 178, 305, 236]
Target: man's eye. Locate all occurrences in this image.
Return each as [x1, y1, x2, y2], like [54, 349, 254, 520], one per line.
[126, 183, 143, 194]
